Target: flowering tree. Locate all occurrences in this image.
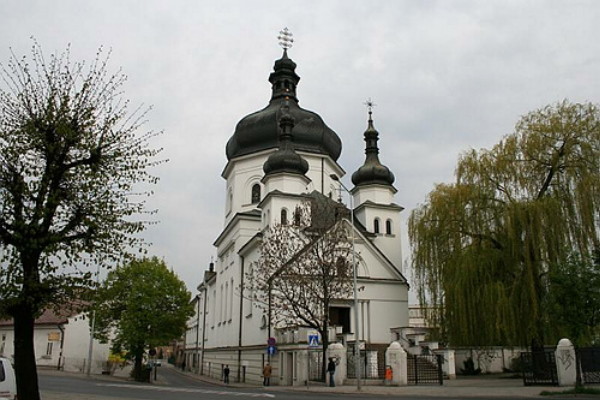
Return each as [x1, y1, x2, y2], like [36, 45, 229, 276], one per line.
[246, 195, 353, 379]
[0, 42, 162, 399]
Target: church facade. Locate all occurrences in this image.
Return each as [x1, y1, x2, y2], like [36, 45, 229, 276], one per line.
[184, 42, 409, 385]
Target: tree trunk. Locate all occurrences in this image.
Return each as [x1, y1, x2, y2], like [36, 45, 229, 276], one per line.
[133, 348, 145, 381]
[13, 302, 41, 400]
[321, 318, 329, 382]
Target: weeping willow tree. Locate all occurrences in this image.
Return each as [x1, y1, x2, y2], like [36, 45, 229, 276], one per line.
[409, 100, 600, 346]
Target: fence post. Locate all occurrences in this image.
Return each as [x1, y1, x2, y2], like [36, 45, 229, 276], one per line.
[555, 338, 576, 387]
[385, 341, 407, 386]
[327, 343, 346, 386]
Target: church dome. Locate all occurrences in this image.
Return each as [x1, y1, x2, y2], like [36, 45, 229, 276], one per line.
[263, 102, 309, 176]
[351, 113, 395, 187]
[225, 49, 342, 161]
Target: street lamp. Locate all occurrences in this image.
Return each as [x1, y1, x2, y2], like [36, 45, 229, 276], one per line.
[330, 174, 361, 391]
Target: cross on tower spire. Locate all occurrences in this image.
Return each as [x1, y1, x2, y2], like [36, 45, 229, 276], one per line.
[364, 98, 376, 121]
[278, 27, 294, 50]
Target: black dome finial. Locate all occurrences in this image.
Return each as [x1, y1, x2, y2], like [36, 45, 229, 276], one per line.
[263, 100, 309, 176]
[351, 100, 395, 187]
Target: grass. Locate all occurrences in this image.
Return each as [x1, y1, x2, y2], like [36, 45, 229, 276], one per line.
[540, 386, 600, 396]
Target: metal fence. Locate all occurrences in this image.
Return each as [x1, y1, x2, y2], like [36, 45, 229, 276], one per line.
[407, 354, 443, 385]
[346, 349, 385, 380]
[521, 351, 558, 386]
[577, 347, 600, 384]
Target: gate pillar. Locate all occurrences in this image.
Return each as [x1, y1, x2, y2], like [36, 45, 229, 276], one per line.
[385, 341, 407, 386]
[555, 338, 576, 386]
[327, 342, 346, 386]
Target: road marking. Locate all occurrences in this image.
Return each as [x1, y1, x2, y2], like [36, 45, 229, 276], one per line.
[98, 383, 275, 398]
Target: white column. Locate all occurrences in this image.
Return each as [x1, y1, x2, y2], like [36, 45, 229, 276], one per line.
[385, 341, 407, 386]
[327, 342, 346, 386]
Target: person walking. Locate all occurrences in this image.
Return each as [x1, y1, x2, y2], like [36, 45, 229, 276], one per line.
[223, 365, 230, 384]
[262, 363, 272, 386]
[327, 357, 336, 387]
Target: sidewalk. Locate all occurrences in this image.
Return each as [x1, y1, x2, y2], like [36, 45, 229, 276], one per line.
[40, 365, 594, 399]
[169, 367, 578, 398]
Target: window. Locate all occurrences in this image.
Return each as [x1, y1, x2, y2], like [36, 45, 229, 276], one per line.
[227, 188, 233, 213]
[281, 209, 288, 225]
[329, 307, 351, 333]
[374, 218, 380, 234]
[386, 219, 393, 235]
[230, 278, 234, 321]
[46, 342, 53, 356]
[336, 256, 348, 277]
[251, 184, 261, 204]
[0, 359, 5, 382]
[293, 206, 301, 226]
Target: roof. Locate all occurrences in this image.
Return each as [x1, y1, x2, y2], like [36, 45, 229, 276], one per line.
[0, 302, 87, 327]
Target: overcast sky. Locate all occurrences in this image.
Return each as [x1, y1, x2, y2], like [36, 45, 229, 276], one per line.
[2, 1, 599, 298]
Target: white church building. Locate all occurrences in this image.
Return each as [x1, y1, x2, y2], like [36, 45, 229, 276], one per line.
[184, 36, 409, 385]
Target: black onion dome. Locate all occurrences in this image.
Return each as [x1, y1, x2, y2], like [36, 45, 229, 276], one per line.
[351, 115, 395, 187]
[263, 102, 309, 176]
[226, 49, 342, 161]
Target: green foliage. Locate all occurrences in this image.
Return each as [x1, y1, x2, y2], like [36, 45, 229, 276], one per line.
[94, 257, 193, 380]
[409, 100, 600, 346]
[546, 253, 600, 346]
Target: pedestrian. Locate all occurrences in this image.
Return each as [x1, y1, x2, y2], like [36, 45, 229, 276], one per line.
[262, 362, 272, 386]
[223, 365, 230, 384]
[327, 357, 336, 387]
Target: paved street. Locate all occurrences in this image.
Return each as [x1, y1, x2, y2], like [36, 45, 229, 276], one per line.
[38, 365, 598, 400]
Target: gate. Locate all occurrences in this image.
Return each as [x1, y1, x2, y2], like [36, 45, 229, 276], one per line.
[347, 349, 385, 379]
[407, 354, 443, 385]
[521, 351, 558, 386]
[577, 347, 600, 384]
[308, 350, 324, 382]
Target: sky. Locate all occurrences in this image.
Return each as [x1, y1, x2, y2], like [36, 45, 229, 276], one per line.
[2, 1, 599, 297]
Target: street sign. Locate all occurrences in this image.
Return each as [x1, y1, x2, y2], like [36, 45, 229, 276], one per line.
[307, 331, 319, 348]
[267, 345, 277, 355]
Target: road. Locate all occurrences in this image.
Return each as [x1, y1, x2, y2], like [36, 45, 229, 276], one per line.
[39, 367, 353, 400]
[38, 367, 587, 400]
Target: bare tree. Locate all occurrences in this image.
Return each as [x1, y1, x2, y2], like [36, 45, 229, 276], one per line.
[246, 193, 353, 379]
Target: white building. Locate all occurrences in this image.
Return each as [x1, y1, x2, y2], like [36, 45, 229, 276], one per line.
[185, 43, 409, 385]
[0, 305, 110, 374]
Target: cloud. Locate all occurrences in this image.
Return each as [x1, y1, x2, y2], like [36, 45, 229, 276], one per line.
[2, 0, 599, 298]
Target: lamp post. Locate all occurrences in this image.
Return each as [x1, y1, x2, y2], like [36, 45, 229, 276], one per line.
[330, 174, 361, 391]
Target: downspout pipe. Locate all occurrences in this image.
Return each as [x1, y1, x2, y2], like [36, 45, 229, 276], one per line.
[237, 255, 245, 382]
[57, 324, 65, 371]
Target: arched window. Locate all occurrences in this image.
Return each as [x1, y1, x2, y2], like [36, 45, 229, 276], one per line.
[386, 219, 393, 235]
[281, 209, 288, 225]
[251, 184, 261, 204]
[374, 218, 380, 234]
[293, 207, 301, 226]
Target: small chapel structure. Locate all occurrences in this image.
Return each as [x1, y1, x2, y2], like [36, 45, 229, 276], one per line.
[184, 30, 410, 385]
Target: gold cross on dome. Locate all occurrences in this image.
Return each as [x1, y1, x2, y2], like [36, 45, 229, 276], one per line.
[278, 27, 294, 50]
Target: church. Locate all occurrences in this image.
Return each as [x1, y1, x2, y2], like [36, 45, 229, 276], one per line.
[184, 31, 409, 385]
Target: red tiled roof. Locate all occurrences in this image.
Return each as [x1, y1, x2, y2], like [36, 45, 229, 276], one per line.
[0, 302, 87, 327]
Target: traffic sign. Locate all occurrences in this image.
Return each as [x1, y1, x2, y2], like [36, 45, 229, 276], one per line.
[267, 345, 277, 355]
[308, 331, 319, 348]
[267, 337, 276, 346]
